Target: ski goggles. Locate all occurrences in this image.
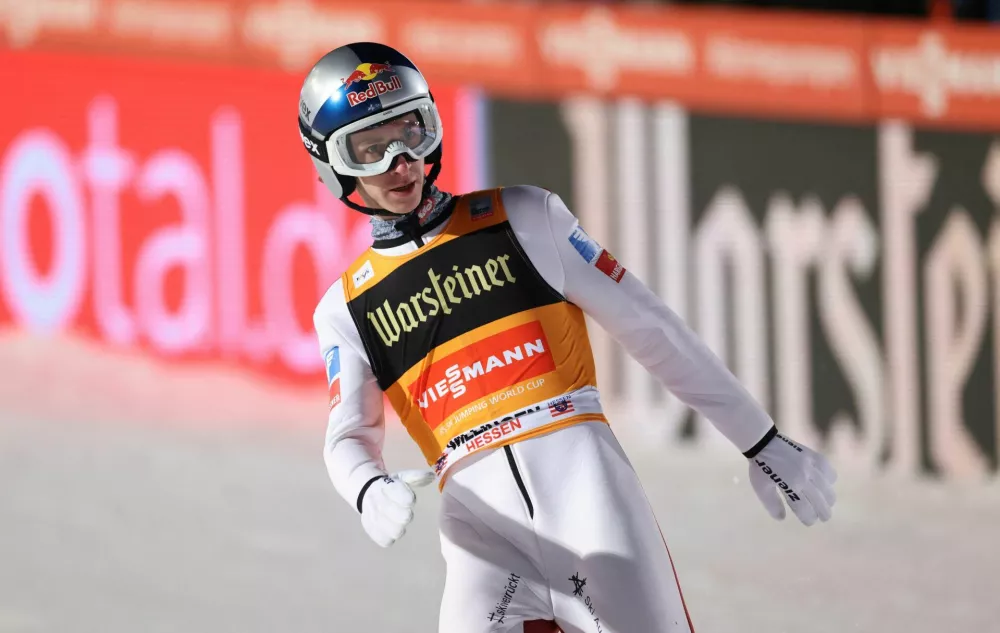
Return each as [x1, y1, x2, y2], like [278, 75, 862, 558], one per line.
[326, 97, 442, 177]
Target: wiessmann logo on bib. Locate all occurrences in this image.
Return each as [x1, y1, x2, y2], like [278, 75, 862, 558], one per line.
[409, 321, 555, 429]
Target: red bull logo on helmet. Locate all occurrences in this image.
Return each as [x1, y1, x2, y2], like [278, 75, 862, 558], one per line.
[342, 62, 402, 107]
[346, 75, 403, 107]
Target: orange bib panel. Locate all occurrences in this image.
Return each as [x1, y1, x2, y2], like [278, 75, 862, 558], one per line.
[342, 189, 606, 470]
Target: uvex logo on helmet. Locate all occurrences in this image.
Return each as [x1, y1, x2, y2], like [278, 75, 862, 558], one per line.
[299, 129, 322, 158]
[341, 62, 402, 108]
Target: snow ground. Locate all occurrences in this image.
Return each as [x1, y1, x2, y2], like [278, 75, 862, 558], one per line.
[1, 410, 997, 633]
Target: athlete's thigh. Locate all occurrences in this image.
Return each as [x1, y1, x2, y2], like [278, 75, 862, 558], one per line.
[549, 538, 692, 633]
[438, 510, 551, 633]
[520, 424, 694, 632]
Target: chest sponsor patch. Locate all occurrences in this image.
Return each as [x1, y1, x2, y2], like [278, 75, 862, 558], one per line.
[568, 226, 626, 283]
[408, 320, 555, 429]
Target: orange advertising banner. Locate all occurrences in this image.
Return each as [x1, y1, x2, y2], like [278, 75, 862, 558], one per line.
[4, 1, 1000, 129]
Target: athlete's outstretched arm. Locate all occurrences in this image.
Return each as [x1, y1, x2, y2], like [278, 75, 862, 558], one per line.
[504, 185, 773, 452]
[314, 281, 433, 547]
[504, 186, 837, 525]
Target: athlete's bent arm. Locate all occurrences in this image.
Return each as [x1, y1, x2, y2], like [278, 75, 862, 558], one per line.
[315, 281, 388, 508]
[315, 281, 432, 547]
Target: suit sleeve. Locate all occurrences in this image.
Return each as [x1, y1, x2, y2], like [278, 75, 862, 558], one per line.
[502, 185, 776, 455]
[314, 280, 389, 512]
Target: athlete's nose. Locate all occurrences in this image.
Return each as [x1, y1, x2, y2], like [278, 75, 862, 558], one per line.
[389, 152, 415, 173]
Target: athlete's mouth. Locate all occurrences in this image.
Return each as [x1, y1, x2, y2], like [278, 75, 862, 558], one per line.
[390, 181, 417, 195]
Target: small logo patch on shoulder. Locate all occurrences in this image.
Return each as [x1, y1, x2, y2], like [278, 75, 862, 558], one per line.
[470, 196, 494, 221]
[352, 260, 375, 289]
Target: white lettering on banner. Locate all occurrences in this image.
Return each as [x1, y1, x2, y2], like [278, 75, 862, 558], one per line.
[766, 195, 825, 450]
[212, 107, 262, 361]
[694, 187, 770, 444]
[706, 36, 858, 88]
[133, 144, 212, 353]
[616, 100, 653, 404]
[924, 213, 991, 478]
[402, 20, 521, 66]
[0, 0, 100, 48]
[871, 32, 1000, 118]
[109, 0, 233, 45]
[242, 3, 384, 70]
[0, 130, 87, 332]
[0, 96, 363, 373]
[538, 7, 694, 90]
[879, 123, 936, 476]
[263, 201, 341, 372]
[985, 145, 1000, 467]
[650, 103, 691, 444]
[564, 101, 1000, 479]
[691, 187, 896, 463]
[992, 222, 1000, 468]
[816, 197, 886, 469]
[81, 96, 136, 345]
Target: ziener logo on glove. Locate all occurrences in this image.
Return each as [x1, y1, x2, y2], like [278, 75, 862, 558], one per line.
[754, 459, 801, 502]
[777, 433, 804, 452]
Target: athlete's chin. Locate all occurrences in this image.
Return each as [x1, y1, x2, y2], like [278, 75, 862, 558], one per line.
[380, 191, 422, 215]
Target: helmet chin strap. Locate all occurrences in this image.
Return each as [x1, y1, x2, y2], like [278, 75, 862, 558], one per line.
[340, 158, 443, 219]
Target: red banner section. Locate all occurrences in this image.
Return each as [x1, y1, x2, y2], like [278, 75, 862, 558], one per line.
[4, 2, 1000, 129]
[0, 50, 476, 383]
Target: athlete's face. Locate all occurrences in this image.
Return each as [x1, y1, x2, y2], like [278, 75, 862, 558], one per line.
[356, 157, 426, 216]
[352, 116, 427, 216]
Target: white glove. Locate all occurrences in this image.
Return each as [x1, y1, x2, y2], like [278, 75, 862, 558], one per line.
[748, 431, 838, 526]
[359, 469, 435, 548]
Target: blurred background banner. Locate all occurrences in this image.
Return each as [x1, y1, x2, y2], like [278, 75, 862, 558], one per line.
[4, 3, 1000, 633]
[5, 1, 1000, 127]
[491, 97, 999, 479]
[1, 2, 998, 475]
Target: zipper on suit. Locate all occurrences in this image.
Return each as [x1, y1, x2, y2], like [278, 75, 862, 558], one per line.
[503, 445, 534, 519]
